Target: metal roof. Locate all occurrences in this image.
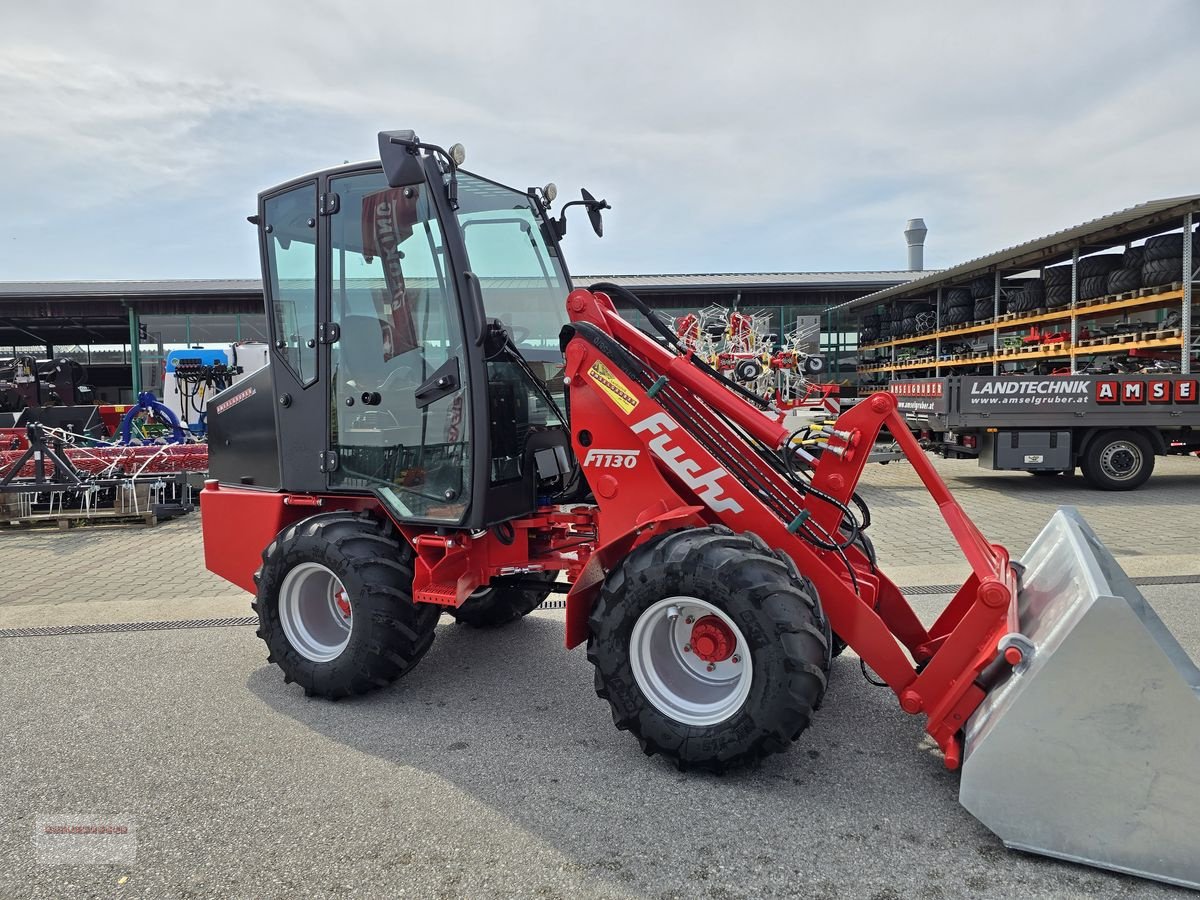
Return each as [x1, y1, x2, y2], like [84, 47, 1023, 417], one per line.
[836, 194, 1200, 314]
[576, 271, 920, 292]
[0, 271, 920, 301]
[0, 279, 262, 299]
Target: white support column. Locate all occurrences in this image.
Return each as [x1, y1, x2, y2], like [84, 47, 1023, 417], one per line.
[1069, 248, 1080, 374]
[935, 288, 943, 376]
[1183, 212, 1193, 375]
[992, 270, 1001, 375]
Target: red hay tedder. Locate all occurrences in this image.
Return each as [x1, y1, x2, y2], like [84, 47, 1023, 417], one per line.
[200, 131, 1200, 890]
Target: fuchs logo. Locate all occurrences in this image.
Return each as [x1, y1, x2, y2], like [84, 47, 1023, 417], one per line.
[631, 412, 744, 514]
[583, 449, 640, 469]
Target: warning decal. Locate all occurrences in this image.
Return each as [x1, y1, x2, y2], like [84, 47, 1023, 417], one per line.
[588, 361, 640, 414]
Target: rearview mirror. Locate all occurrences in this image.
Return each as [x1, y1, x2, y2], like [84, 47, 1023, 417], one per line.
[377, 130, 426, 187]
[582, 188, 607, 238]
[553, 189, 611, 240]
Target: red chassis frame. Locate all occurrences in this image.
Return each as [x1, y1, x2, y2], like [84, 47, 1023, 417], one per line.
[202, 287, 1019, 769]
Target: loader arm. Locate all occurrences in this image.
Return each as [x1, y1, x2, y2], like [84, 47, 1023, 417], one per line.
[563, 287, 1020, 768]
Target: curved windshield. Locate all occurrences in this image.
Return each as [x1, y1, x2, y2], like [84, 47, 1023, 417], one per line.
[455, 172, 571, 362]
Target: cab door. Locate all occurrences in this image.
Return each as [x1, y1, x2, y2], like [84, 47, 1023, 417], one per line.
[260, 178, 328, 492]
[324, 169, 474, 524]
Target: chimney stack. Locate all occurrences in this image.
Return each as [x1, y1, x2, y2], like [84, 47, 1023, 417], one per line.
[905, 218, 927, 271]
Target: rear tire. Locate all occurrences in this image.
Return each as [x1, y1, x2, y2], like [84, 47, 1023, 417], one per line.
[587, 526, 829, 771]
[253, 511, 439, 699]
[448, 572, 557, 627]
[1080, 430, 1154, 491]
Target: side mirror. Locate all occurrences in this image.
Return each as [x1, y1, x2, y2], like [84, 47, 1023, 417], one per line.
[377, 130, 426, 187]
[581, 188, 607, 238]
[553, 189, 611, 240]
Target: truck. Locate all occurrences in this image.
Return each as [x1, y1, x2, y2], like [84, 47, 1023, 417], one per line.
[891, 373, 1200, 489]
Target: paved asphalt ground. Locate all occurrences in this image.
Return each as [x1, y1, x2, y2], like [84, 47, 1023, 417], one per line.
[1, 456, 1198, 898]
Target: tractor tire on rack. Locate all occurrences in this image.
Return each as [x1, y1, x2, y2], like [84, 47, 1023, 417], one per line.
[970, 276, 994, 299]
[1077, 254, 1123, 279]
[448, 572, 558, 627]
[1142, 233, 1199, 262]
[1123, 246, 1145, 269]
[1006, 290, 1029, 313]
[1141, 256, 1184, 289]
[942, 304, 971, 326]
[253, 511, 440, 699]
[1080, 430, 1155, 491]
[1079, 275, 1109, 301]
[1045, 284, 1071, 309]
[1107, 266, 1141, 294]
[973, 298, 1000, 320]
[1043, 265, 1072, 288]
[587, 526, 829, 772]
[944, 287, 972, 307]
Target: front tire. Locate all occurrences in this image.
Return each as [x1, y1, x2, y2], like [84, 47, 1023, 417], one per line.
[253, 511, 439, 699]
[587, 526, 829, 771]
[1080, 430, 1154, 491]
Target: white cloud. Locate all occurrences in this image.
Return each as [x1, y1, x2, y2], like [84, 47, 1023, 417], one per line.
[2, 0, 1198, 278]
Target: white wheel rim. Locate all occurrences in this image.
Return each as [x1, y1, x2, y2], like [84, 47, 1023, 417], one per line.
[1099, 440, 1142, 481]
[278, 562, 353, 663]
[629, 597, 753, 727]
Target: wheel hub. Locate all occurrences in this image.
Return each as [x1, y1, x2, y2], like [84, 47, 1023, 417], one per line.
[334, 589, 352, 620]
[278, 562, 354, 663]
[690, 615, 736, 663]
[628, 597, 753, 727]
[1100, 441, 1141, 479]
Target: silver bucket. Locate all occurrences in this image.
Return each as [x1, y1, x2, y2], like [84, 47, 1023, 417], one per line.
[959, 507, 1200, 890]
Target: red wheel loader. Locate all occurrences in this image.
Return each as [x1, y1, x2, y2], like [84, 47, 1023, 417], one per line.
[201, 131, 1200, 890]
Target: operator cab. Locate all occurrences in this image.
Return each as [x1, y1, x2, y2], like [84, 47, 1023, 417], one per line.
[231, 130, 607, 529]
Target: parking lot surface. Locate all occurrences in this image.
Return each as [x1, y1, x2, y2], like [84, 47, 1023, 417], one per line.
[1, 456, 1197, 898]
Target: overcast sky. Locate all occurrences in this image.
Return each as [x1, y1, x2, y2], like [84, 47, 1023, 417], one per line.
[3, 1, 1198, 282]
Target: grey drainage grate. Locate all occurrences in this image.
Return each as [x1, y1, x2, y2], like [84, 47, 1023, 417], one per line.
[3, 574, 1196, 639]
[0, 616, 259, 639]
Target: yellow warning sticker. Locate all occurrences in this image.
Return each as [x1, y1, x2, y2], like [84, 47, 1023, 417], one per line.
[588, 361, 640, 415]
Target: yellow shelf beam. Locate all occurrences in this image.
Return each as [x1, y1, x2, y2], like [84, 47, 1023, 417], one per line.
[860, 337, 1187, 374]
[857, 287, 1187, 353]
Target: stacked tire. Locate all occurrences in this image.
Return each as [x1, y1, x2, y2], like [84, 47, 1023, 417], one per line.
[897, 301, 934, 336]
[1006, 277, 1045, 314]
[1141, 233, 1200, 289]
[1077, 253, 1123, 301]
[1043, 264, 1073, 309]
[941, 288, 973, 326]
[970, 276, 999, 321]
[1107, 246, 1143, 295]
[860, 313, 881, 344]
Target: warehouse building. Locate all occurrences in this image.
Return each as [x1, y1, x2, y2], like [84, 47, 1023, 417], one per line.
[0, 270, 919, 403]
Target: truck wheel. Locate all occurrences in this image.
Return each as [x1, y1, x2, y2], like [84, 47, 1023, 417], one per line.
[1080, 430, 1154, 491]
[448, 572, 557, 627]
[587, 526, 829, 771]
[253, 511, 439, 699]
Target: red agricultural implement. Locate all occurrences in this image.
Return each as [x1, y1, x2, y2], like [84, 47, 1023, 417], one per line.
[200, 132, 1200, 890]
